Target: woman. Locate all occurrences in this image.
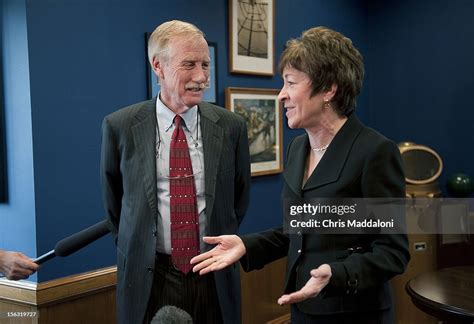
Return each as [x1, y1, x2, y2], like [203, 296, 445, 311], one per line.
[191, 27, 409, 323]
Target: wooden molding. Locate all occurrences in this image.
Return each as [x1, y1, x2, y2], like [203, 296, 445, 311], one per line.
[0, 279, 37, 305]
[0, 266, 117, 306]
[266, 313, 291, 324]
[36, 266, 117, 306]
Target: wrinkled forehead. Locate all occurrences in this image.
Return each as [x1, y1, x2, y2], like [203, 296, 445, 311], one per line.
[168, 35, 210, 59]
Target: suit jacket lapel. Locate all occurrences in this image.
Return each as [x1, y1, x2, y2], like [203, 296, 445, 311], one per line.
[131, 99, 158, 220]
[303, 113, 364, 191]
[199, 103, 224, 219]
[283, 136, 307, 196]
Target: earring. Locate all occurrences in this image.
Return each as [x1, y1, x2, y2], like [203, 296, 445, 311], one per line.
[324, 99, 331, 109]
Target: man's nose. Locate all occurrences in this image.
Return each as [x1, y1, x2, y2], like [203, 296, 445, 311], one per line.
[192, 66, 208, 83]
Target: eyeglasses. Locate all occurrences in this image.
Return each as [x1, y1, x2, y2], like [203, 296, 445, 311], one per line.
[158, 169, 204, 180]
[155, 134, 204, 180]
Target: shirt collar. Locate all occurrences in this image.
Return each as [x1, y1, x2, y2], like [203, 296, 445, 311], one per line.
[155, 92, 198, 133]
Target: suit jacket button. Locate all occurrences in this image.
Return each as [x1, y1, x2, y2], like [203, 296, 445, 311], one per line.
[152, 230, 157, 237]
[297, 231, 302, 236]
[147, 267, 153, 273]
[297, 249, 301, 253]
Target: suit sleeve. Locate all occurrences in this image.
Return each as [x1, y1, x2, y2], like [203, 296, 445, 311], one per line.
[239, 228, 289, 271]
[234, 119, 251, 226]
[100, 117, 123, 244]
[239, 137, 295, 271]
[325, 140, 410, 295]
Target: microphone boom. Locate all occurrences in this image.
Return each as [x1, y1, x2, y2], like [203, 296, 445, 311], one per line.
[33, 220, 111, 265]
[55, 220, 110, 257]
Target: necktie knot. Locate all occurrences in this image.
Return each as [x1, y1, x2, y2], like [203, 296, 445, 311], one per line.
[172, 115, 185, 141]
[174, 115, 182, 128]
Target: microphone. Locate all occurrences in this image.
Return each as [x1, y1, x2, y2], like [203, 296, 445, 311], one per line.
[151, 305, 193, 324]
[33, 220, 110, 264]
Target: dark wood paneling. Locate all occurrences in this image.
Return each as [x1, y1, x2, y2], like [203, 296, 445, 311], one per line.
[240, 257, 290, 324]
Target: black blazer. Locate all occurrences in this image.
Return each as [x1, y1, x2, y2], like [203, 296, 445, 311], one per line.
[101, 99, 250, 324]
[241, 114, 410, 315]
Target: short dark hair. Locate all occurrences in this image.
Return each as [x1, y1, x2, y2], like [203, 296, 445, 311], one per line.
[279, 27, 364, 116]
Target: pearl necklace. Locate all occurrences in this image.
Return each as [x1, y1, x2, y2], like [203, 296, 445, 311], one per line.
[311, 144, 329, 152]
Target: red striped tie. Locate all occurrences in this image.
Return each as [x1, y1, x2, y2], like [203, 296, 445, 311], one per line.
[169, 115, 199, 273]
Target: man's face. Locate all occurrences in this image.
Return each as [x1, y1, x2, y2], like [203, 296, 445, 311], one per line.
[154, 35, 210, 113]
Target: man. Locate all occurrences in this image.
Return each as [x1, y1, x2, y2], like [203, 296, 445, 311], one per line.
[101, 20, 250, 324]
[0, 249, 38, 280]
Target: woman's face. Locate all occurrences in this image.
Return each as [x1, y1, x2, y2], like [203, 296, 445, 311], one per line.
[278, 66, 327, 129]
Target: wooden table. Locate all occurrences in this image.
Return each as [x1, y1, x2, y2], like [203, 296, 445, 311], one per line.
[406, 266, 474, 323]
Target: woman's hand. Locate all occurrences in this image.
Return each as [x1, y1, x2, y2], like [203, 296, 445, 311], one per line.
[190, 235, 246, 275]
[277, 264, 332, 305]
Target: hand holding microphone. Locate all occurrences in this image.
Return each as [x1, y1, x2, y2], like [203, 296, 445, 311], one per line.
[0, 250, 39, 280]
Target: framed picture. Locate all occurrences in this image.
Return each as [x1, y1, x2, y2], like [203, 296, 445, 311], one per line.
[229, 0, 275, 75]
[145, 33, 218, 103]
[225, 87, 283, 176]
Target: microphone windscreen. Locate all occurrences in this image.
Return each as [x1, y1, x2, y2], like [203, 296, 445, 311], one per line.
[54, 220, 110, 257]
[151, 305, 193, 324]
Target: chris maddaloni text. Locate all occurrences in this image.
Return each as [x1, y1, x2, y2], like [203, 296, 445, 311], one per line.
[289, 218, 395, 229]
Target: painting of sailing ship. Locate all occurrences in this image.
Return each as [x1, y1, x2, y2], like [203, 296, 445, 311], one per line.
[229, 0, 274, 75]
[225, 87, 283, 176]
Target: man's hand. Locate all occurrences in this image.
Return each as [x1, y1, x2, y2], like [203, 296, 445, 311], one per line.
[277, 264, 332, 305]
[190, 235, 246, 275]
[0, 250, 39, 280]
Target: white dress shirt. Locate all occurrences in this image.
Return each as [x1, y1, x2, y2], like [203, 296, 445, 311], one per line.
[155, 95, 207, 254]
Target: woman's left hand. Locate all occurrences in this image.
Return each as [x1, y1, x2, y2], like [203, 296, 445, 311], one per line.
[277, 264, 332, 305]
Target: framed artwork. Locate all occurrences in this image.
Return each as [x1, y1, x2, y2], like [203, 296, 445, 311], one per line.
[225, 87, 283, 176]
[145, 33, 218, 103]
[229, 0, 275, 75]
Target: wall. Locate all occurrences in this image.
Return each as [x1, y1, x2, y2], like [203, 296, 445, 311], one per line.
[367, 0, 474, 193]
[1, 0, 369, 282]
[0, 1, 5, 203]
[0, 0, 37, 281]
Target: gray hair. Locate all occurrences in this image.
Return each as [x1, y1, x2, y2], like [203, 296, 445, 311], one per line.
[148, 20, 205, 65]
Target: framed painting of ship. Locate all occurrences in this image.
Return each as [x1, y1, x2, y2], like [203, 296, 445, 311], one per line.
[225, 87, 283, 176]
[229, 0, 275, 75]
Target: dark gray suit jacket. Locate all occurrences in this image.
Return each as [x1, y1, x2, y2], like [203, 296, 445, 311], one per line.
[101, 99, 250, 324]
[241, 114, 410, 318]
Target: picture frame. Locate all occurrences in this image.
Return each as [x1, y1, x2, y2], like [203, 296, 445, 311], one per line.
[225, 87, 283, 176]
[145, 33, 218, 103]
[229, 0, 275, 76]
